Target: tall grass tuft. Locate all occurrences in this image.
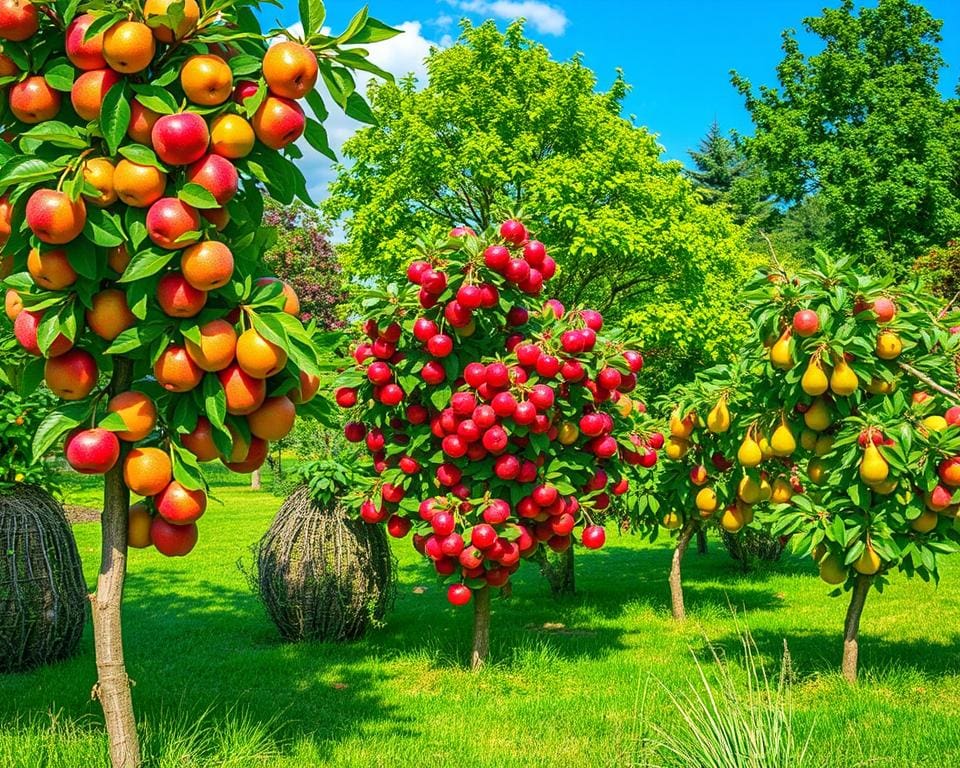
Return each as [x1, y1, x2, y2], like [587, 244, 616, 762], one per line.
[651, 625, 814, 768]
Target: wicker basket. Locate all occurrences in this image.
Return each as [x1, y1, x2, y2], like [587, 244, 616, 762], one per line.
[0, 485, 87, 672]
[252, 485, 394, 642]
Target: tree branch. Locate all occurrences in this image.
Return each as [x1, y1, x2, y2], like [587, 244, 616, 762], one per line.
[898, 361, 960, 403]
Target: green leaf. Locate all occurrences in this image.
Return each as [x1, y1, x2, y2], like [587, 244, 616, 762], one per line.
[346, 16, 402, 44]
[97, 412, 129, 432]
[83, 12, 124, 42]
[202, 374, 227, 434]
[101, 82, 131, 155]
[304, 88, 328, 122]
[227, 54, 262, 77]
[19, 121, 87, 149]
[336, 6, 368, 44]
[0, 156, 61, 189]
[118, 144, 167, 170]
[119, 248, 176, 283]
[177, 182, 219, 209]
[344, 92, 375, 125]
[32, 402, 92, 461]
[303, 118, 336, 161]
[83, 207, 125, 247]
[299, 0, 325, 35]
[43, 62, 76, 92]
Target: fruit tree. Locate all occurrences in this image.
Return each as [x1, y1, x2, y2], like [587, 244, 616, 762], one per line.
[334, 221, 659, 669]
[663, 250, 960, 680]
[0, 1, 397, 764]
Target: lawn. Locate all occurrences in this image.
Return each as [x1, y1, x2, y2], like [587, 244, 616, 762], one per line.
[3, 468, 960, 767]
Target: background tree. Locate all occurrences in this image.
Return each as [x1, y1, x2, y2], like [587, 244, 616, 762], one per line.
[732, 0, 960, 275]
[263, 199, 346, 329]
[326, 20, 759, 390]
[687, 121, 774, 226]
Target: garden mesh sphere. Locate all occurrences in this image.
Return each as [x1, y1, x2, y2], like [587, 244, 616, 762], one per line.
[0, 485, 87, 672]
[253, 485, 394, 642]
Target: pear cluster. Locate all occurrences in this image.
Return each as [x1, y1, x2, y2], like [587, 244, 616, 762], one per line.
[658, 253, 960, 589]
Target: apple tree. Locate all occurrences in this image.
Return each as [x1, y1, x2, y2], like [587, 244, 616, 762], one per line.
[0, 1, 397, 764]
[333, 221, 659, 669]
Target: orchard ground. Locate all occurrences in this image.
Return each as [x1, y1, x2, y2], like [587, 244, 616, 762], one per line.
[3, 467, 960, 768]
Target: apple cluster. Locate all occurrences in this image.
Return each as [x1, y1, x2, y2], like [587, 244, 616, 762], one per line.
[0, 0, 325, 555]
[334, 220, 658, 605]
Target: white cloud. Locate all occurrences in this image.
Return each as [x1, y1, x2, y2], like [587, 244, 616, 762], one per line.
[273, 21, 444, 215]
[453, 0, 568, 35]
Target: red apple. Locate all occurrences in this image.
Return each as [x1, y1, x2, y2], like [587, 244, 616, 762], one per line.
[64, 428, 120, 474]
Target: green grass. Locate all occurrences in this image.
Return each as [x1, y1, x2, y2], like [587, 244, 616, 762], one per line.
[4, 468, 960, 767]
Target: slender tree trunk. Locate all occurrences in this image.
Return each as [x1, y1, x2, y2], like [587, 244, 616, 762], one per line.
[842, 575, 871, 684]
[531, 546, 575, 596]
[250, 469, 261, 490]
[669, 522, 696, 621]
[90, 358, 140, 768]
[471, 586, 491, 671]
[696, 529, 708, 555]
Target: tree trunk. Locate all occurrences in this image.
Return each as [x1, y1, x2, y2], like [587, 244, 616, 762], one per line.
[669, 522, 697, 621]
[696, 528, 708, 555]
[531, 546, 575, 596]
[471, 586, 491, 671]
[250, 469, 261, 490]
[90, 358, 140, 768]
[842, 574, 871, 684]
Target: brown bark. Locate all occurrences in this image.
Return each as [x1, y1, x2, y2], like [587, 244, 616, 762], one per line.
[250, 469, 261, 490]
[471, 586, 491, 671]
[842, 574, 871, 684]
[669, 522, 697, 621]
[90, 358, 140, 768]
[696, 529, 708, 555]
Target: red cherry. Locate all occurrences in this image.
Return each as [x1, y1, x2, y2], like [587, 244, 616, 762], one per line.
[442, 434, 467, 458]
[529, 384, 555, 410]
[386, 515, 412, 538]
[507, 306, 528, 326]
[481, 425, 508, 453]
[581, 525, 606, 549]
[478, 283, 499, 308]
[344, 422, 366, 442]
[406, 260, 431, 284]
[486, 362, 510, 388]
[379, 383, 404, 406]
[535, 354, 560, 378]
[484, 245, 510, 271]
[420, 269, 447, 295]
[598, 367, 622, 391]
[494, 454, 520, 479]
[447, 583, 472, 606]
[500, 219, 528, 244]
[457, 284, 483, 309]
[523, 240, 546, 266]
[414, 317, 438, 341]
[421, 360, 446, 385]
[471, 524, 497, 549]
[427, 334, 453, 358]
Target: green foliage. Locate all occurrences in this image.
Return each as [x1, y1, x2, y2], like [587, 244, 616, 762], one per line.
[687, 121, 775, 227]
[0, 385, 59, 488]
[326, 19, 758, 389]
[732, 0, 960, 274]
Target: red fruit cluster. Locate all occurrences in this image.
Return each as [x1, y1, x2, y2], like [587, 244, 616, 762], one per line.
[336, 221, 655, 605]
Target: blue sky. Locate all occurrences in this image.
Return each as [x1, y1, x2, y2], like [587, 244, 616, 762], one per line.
[266, 1, 960, 198]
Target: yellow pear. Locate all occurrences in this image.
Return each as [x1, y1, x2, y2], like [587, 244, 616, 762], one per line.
[872, 478, 898, 495]
[807, 457, 827, 485]
[737, 433, 763, 468]
[695, 487, 718, 513]
[665, 437, 690, 461]
[720, 505, 745, 533]
[830, 358, 859, 396]
[910, 509, 939, 534]
[771, 477, 793, 503]
[617, 396, 633, 418]
[866, 376, 895, 395]
[876, 331, 902, 360]
[771, 421, 796, 456]
[803, 399, 832, 432]
[801, 357, 829, 396]
[819, 554, 846, 584]
[670, 410, 696, 439]
[738, 475, 762, 504]
[769, 330, 794, 371]
[811, 542, 827, 562]
[707, 397, 731, 433]
[558, 421, 579, 445]
[739, 502, 755, 525]
[759, 436, 775, 460]
[923, 415, 948, 432]
[859, 443, 889, 486]
[814, 435, 835, 456]
[800, 429, 818, 451]
[853, 545, 881, 575]
[661, 511, 683, 530]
